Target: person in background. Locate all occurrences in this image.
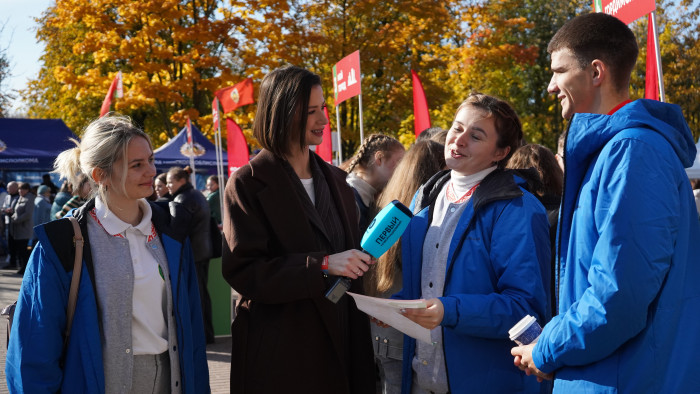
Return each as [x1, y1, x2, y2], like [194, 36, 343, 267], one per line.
[154, 173, 172, 202]
[12, 182, 35, 275]
[345, 134, 405, 233]
[6, 114, 210, 392]
[50, 181, 72, 220]
[55, 174, 91, 219]
[2, 181, 19, 270]
[394, 93, 551, 393]
[166, 166, 215, 344]
[506, 143, 563, 318]
[0, 182, 8, 260]
[365, 139, 446, 394]
[691, 178, 700, 218]
[512, 13, 700, 392]
[32, 185, 53, 245]
[222, 65, 375, 394]
[206, 175, 221, 225]
[41, 173, 58, 197]
[555, 132, 566, 172]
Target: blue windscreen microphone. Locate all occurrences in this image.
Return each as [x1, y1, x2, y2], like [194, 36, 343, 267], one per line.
[325, 200, 413, 303]
[361, 200, 413, 258]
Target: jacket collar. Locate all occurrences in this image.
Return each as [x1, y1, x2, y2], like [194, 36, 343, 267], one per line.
[415, 168, 525, 214]
[171, 182, 194, 199]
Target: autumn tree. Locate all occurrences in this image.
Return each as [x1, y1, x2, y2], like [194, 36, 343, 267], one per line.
[25, 0, 245, 145]
[226, 0, 459, 157]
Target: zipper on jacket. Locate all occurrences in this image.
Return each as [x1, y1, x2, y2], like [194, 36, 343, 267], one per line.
[555, 122, 573, 314]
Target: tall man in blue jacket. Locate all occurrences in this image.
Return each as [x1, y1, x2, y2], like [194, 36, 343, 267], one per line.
[512, 12, 700, 392]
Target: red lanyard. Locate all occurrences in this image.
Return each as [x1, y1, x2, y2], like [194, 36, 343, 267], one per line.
[446, 182, 480, 204]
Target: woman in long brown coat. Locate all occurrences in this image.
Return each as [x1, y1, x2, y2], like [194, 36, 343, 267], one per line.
[222, 66, 376, 394]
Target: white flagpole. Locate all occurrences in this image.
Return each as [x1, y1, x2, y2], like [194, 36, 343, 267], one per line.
[336, 106, 343, 164]
[358, 94, 365, 143]
[650, 11, 666, 102]
[214, 120, 225, 213]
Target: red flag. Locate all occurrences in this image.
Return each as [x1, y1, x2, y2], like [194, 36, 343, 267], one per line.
[314, 106, 333, 163]
[186, 118, 193, 146]
[333, 50, 362, 105]
[594, 0, 655, 24]
[226, 118, 249, 176]
[99, 72, 122, 117]
[216, 78, 254, 113]
[412, 70, 431, 136]
[645, 14, 659, 101]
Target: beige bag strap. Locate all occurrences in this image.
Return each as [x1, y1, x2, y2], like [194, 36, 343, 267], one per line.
[64, 216, 84, 342]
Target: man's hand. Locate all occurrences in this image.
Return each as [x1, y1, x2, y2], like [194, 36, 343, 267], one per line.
[400, 298, 443, 329]
[511, 343, 553, 382]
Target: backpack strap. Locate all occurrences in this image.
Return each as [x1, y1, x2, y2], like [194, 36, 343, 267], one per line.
[64, 217, 83, 348]
[41, 216, 84, 366]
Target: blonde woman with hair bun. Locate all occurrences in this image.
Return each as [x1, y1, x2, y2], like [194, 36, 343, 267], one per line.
[6, 114, 210, 393]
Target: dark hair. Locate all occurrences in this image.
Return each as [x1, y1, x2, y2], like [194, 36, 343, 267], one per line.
[548, 12, 638, 93]
[346, 134, 404, 174]
[207, 175, 219, 185]
[416, 127, 445, 142]
[506, 144, 563, 197]
[456, 92, 522, 168]
[167, 166, 193, 183]
[254, 66, 322, 158]
[155, 173, 168, 184]
[19, 182, 30, 191]
[367, 140, 446, 295]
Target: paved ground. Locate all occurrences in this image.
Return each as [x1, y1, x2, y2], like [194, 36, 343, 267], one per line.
[0, 270, 231, 393]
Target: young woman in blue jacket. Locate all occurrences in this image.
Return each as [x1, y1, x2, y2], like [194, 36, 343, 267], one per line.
[5, 115, 210, 393]
[394, 93, 551, 393]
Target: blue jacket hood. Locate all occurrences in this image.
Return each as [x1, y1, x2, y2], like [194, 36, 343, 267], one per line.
[567, 99, 696, 168]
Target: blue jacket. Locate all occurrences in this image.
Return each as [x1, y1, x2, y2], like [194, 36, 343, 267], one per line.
[5, 200, 210, 393]
[395, 169, 551, 393]
[532, 100, 700, 393]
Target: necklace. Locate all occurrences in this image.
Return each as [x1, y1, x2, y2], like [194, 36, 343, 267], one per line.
[446, 182, 480, 204]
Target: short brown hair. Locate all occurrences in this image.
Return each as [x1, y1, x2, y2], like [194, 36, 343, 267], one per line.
[254, 66, 322, 158]
[456, 92, 522, 168]
[548, 13, 638, 93]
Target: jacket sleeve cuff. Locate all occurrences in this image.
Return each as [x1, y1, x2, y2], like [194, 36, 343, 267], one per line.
[439, 296, 458, 327]
[532, 330, 558, 374]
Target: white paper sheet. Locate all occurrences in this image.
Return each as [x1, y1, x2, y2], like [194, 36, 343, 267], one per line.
[347, 292, 433, 344]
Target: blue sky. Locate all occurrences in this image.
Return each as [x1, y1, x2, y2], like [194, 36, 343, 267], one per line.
[1, 0, 51, 113]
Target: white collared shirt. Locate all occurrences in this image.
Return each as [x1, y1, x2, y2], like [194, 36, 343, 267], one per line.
[95, 197, 168, 355]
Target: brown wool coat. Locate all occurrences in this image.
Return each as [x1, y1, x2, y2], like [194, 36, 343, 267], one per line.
[222, 149, 376, 394]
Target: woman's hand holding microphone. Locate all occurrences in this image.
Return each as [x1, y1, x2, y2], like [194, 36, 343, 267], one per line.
[326, 249, 374, 279]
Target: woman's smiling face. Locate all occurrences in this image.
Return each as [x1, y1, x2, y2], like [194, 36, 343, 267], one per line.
[444, 106, 509, 176]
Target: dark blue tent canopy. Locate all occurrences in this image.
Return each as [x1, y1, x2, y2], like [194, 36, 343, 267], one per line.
[154, 124, 227, 173]
[0, 118, 78, 170]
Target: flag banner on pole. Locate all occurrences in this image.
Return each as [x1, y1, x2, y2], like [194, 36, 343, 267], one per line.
[99, 72, 122, 117]
[594, 0, 655, 24]
[212, 97, 221, 131]
[644, 13, 659, 101]
[333, 50, 361, 105]
[314, 106, 333, 163]
[226, 118, 249, 176]
[216, 78, 254, 113]
[186, 117, 194, 147]
[411, 70, 431, 136]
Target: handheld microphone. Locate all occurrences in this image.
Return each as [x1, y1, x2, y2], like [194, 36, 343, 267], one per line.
[325, 200, 413, 303]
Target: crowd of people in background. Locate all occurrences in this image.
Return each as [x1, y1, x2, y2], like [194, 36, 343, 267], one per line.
[4, 11, 700, 394]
